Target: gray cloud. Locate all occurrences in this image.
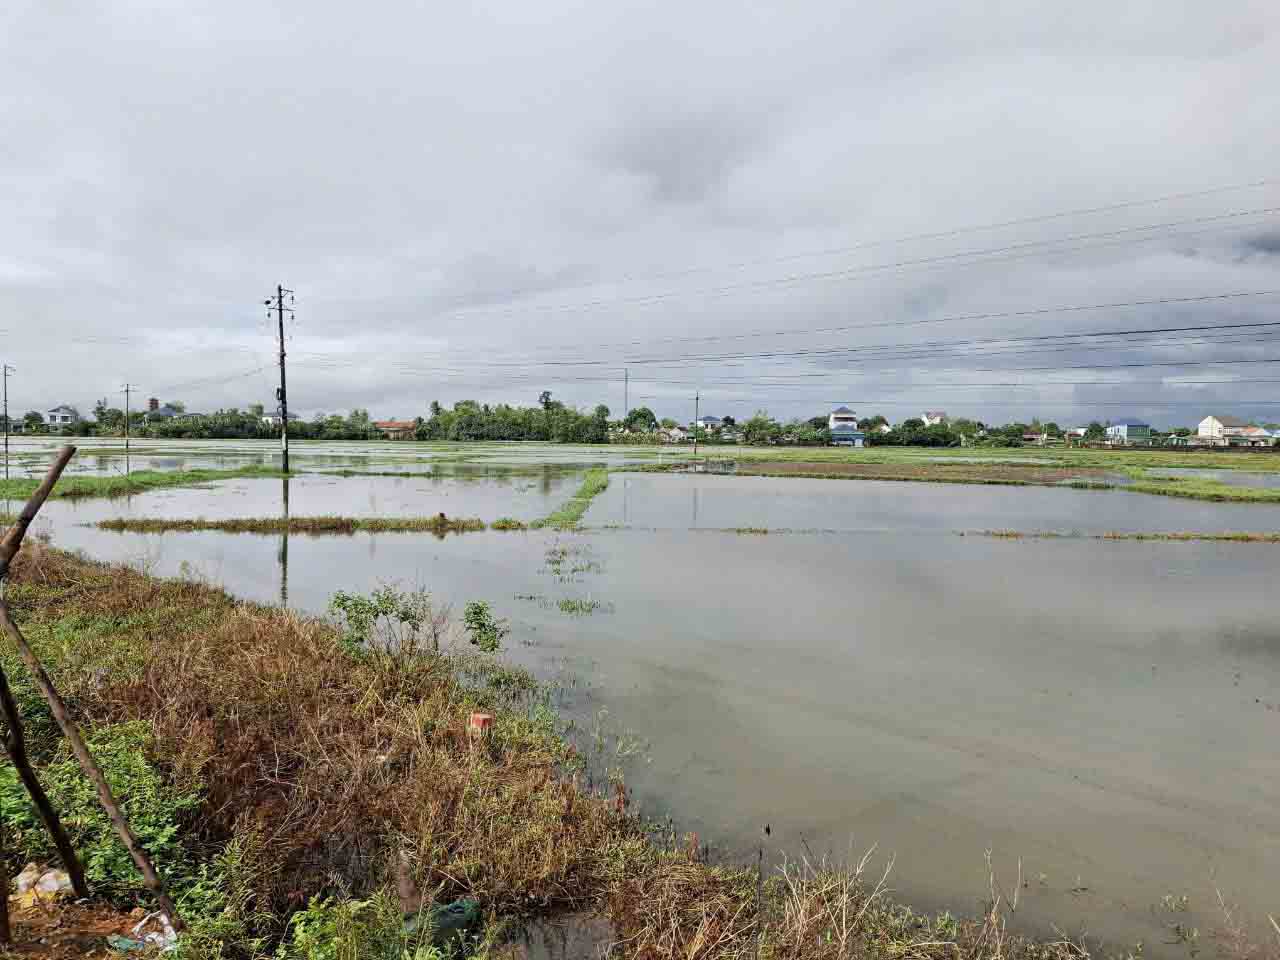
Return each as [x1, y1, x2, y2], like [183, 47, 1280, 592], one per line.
[2, 0, 1278, 428]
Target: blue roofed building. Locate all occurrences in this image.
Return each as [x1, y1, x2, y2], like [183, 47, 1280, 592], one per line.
[1105, 420, 1151, 445]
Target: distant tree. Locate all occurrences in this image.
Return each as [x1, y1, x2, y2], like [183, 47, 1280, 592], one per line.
[165, 400, 185, 413]
[659, 417, 677, 429]
[624, 406, 658, 432]
[743, 411, 781, 445]
[1173, 426, 1193, 437]
[429, 400, 442, 418]
[1084, 421, 1106, 441]
[859, 414, 888, 432]
[1044, 422, 1062, 437]
[721, 415, 736, 427]
[22, 411, 45, 433]
[249, 403, 265, 417]
[538, 391, 553, 410]
[806, 415, 827, 430]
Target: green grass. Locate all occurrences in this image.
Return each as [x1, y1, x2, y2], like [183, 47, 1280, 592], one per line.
[490, 517, 529, 531]
[531, 468, 610, 529]
[0, 465, 286, 501]
[96, 514, 486, 535]
[1122, 474, 1280, 503]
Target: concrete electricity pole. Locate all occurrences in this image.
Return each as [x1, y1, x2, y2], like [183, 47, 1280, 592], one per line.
[2, 364, 13, 482]
[121, 383, 135, 474]
[266, 286, 295, 473]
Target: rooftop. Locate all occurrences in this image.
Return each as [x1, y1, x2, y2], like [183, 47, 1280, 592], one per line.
[1209, 414, 1249, 427]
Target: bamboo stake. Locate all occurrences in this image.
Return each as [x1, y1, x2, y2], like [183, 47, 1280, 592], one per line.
[0, 666, 89, 897]
[0, 812, 10, 945]
[0, 446, 183, 928]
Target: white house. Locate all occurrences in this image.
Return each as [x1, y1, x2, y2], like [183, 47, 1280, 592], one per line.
[1197, 414, 1258, 446]
[828, 406, 865, 447]
[664, 425, 689, 443]
[694, 415, 723, 431]
[921, 411, 947, 427]
[828, 406, 857, 430]
[45, 405, 79, 427]
[261, 412, 301, 428]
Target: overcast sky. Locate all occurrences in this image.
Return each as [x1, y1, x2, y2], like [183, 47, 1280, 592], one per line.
[3, 0, 1278, 427]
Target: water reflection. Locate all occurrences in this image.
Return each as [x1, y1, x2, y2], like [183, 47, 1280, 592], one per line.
[279, 475, 290, 608]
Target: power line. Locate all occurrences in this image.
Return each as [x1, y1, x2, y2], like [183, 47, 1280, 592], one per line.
[425, 176, 1278, 310]
[446, 206, 1280, 319]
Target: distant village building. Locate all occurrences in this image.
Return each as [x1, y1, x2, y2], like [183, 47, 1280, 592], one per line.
[261, 411, 300, 428]
[144, 398, 197, 422]
[921, 411, 947, 427]
[45, 405, 79, 427]
[1196, 414, 1273, 446]
[1105, 420, 1151, 445]
[828, 406, 865, 447]
[373, 419, 417, 440]
[694, 415, 723, 431]
[664, 425, 688, 443]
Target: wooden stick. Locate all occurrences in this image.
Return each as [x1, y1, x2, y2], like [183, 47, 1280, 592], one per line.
[0, 666, 89, 897]
[0, 446, 182, 927]
[0, 808, 10, 945]
[0, 445, 74, 580]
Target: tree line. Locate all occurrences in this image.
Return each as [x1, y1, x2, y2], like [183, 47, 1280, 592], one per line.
[9, 397, 1202, 447]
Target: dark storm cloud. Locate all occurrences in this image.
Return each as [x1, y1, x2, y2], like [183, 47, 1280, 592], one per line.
[599, 105, 771, 205]
[1241, 230, 1280, 255]
[2, 0, 1278, 427]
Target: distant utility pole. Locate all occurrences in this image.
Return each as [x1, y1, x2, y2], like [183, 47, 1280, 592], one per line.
[693, 391, 700, 461]
[121, 383, 135, 474]
[624, 368, 629, 419]
[266, 285, 295, 473]
[2, 364, 13, 481]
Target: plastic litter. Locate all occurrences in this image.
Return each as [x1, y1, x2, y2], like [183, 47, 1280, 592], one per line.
[14, 863, 41, 894]
[403, 898, 481, 946]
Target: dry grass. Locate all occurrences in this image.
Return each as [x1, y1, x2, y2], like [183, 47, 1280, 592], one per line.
[5, 546, 634, 932]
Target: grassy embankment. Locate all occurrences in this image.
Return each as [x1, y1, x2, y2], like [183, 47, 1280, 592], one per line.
[97, 515, 487, 536]
[0, 465, 286, 501]
[629, 453, 1280, 504]
[963, 529, 1280, 543]
[0, 544, 1143, 960]
[90, 468, 612, 537]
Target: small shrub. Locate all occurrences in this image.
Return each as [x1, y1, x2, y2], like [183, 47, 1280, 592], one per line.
[276, 894, 446, 960]
[329, 586, 442, 652]
[462, 601, 508, 653]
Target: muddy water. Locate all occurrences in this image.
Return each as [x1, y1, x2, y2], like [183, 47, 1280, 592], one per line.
[28, 471, 1280, 952]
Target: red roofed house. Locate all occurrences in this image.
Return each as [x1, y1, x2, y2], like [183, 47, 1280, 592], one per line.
[374, 420, 417, 440]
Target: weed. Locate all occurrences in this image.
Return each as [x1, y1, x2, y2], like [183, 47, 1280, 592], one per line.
[462, 601, 508, 653]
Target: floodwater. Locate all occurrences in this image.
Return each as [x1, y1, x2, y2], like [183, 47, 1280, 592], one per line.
[3, 436, 670, 477]
[24, 467, 1280, 953]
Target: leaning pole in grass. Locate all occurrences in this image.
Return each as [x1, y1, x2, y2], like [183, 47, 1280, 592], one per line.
[0, 446, 90, 899]
[0, 445, 183, 929]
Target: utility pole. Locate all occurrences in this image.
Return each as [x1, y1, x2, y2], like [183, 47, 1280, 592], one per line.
[121, 384, 135, 475]
[266, 286, 295, 473]
[693, 391, 700, 461]
[624, 368, 629, 420]
[2, 364, 13, 482]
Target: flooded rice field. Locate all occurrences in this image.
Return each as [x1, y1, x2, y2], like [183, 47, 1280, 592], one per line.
[18, 460, 1280, 952]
